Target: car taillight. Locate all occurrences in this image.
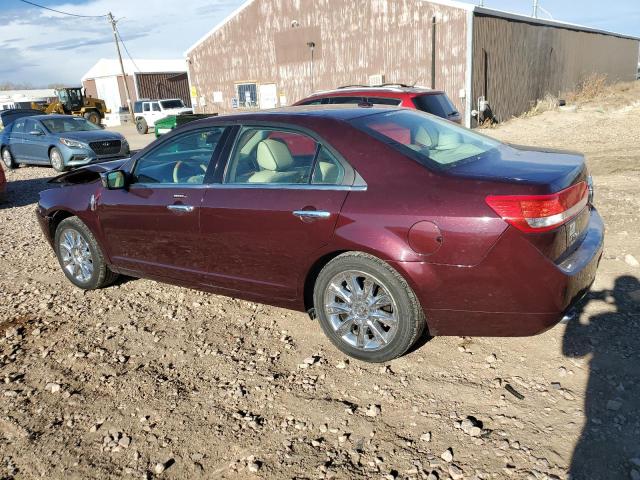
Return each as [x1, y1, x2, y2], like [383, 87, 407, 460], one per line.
[485, 181, 589, 233]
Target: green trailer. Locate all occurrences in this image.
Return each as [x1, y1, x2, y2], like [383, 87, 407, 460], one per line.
[154, 113, 218, 137]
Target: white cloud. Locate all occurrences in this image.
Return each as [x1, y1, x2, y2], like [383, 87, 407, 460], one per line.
[0, 0, 244, 85]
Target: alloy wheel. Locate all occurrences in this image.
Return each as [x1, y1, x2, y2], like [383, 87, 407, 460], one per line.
[2, 149, 12, 168]
[50, 150, 63, 171]
[323, 270, 399, 351]
[58, 228, 94, 283]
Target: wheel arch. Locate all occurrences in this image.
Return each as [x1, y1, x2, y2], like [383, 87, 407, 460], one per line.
[48, 209, 75, 242]
[303, 250, 351, 315]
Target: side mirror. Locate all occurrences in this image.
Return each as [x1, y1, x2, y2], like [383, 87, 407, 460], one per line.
[29, 130, 44, 136]
[101, 170, 127, 190]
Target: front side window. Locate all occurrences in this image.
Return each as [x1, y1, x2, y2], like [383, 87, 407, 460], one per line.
[24, 119, 44, 134]
[133, 128, 225, 185]
[151, 103, 161, 112]
[237, 83, 257, 108]
[352, 110, 500, 167]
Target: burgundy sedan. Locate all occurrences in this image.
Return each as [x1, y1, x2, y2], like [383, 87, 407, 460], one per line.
[36, 106, 603, 362]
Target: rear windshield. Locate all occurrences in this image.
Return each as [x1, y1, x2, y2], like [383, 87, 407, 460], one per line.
[351, 109, 500, 168]
[160, 99, 185, 109]
[413, 93, 458, 118]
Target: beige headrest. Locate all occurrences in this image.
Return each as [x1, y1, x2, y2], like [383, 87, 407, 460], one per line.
[415, 127, 434, 147]
[435, 131, 462, 150]
[256, 139, 294, 171]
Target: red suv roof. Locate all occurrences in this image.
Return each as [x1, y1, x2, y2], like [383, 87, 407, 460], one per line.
[294, 85, 462, 124]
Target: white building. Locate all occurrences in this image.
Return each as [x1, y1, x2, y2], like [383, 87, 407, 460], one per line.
[0, 89, 56, 110]
[81, 58, 189, 119]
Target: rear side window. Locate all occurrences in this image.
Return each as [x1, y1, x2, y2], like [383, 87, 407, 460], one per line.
[143, 103, 150, 112]
[225, 127, 347, 186]
[367, 97, 402, 106]
[12, 118, 26, 133]
[413, 94, 458, 119]
[352, 110, 499, 168]
[134, 102, 143, 113]
[328, 97, 364, 104]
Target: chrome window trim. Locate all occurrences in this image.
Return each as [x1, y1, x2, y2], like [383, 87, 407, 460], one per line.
[128, 183, 367, 192]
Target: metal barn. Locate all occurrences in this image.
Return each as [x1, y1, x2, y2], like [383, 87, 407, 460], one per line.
[185, 0, 639, 127]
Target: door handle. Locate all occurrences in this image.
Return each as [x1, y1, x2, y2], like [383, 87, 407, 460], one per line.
[292, 210, 331, 220]
[167, 204, 194, 213]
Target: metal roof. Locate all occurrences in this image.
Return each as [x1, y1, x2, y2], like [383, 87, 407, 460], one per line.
[185, 0, 639, 57]
[81, 59, 187, 81]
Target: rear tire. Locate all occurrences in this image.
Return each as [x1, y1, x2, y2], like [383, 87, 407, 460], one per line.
[313, 252, 425, 362]
[2, 147, 16, 170]
[54, 217, 119, 290]
[136, 118, 148, 135]
[84, 111, 101, 125]
[49, 147, 66, 172]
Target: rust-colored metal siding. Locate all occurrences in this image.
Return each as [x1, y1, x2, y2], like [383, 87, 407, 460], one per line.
[472, 14, 640, 123]
[82, 79, 97, 99]
[136, 72, 191, 107]
[187, 0, 468, 118]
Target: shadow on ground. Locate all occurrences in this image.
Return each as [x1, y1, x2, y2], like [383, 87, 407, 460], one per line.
[564, 275, 640, 479]
[0, 171, 54, 209]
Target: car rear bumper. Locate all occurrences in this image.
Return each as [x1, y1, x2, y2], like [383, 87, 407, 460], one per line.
[393, 208, 604, 336]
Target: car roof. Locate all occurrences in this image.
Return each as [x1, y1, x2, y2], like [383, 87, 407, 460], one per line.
[191, 105, 400, 125]
[306, 85, 445, 97]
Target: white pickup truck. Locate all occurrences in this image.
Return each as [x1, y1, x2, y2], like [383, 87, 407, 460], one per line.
[134, 99, 192, 134]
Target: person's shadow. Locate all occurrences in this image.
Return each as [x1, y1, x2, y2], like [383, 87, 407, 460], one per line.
[563, 275, 640, 479]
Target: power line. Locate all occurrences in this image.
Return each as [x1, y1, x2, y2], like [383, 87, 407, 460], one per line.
[115, 26, 141, 73]
[17, 0, 107, 18]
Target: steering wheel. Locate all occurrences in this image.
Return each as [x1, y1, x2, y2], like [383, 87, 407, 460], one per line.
[173, 161, 207, 183]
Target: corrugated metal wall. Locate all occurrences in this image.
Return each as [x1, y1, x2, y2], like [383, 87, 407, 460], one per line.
[136, 73, 191, 107]
[472, 14, 640, 123]
[187, 0, 468, 117]
[82, 79, 97, 99]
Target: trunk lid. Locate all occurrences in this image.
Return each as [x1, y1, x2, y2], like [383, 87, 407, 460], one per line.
[448, 144, 590, 262]
[447, 144, 588, 193]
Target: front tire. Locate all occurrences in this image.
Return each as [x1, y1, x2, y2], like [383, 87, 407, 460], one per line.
[313, 252, 425, 362]
[84, 111, 101, 125]
[136, 118, 148, 134]
[2, 147, 16, 169]
[54, 217, 118, 290]
[49, 147, 66, 172]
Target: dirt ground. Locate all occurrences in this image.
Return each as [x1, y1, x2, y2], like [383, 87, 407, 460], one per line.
[1, 83, 639, 480]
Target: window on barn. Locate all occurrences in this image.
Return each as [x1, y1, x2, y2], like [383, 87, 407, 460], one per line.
[236, 83, 258, 108]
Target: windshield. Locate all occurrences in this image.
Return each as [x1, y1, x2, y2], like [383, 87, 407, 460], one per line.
[160, 99, 185, 109]
[41, 117, 101, 133]
[413, 93, 458, 118]
[351, 109, 501, 168]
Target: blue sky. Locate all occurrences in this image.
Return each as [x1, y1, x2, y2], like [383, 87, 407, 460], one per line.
[0, 0, 638, 85]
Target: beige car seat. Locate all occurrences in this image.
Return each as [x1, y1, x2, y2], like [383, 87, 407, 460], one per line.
[247, 139, 299, 183]
[315, 161, 339, 184]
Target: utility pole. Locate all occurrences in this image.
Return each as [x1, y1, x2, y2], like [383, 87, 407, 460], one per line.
[532, 0, 539, 18]
[108, 12, 133, 123]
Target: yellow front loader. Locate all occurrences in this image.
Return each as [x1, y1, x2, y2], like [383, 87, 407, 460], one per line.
[32, 87, 110, 124]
